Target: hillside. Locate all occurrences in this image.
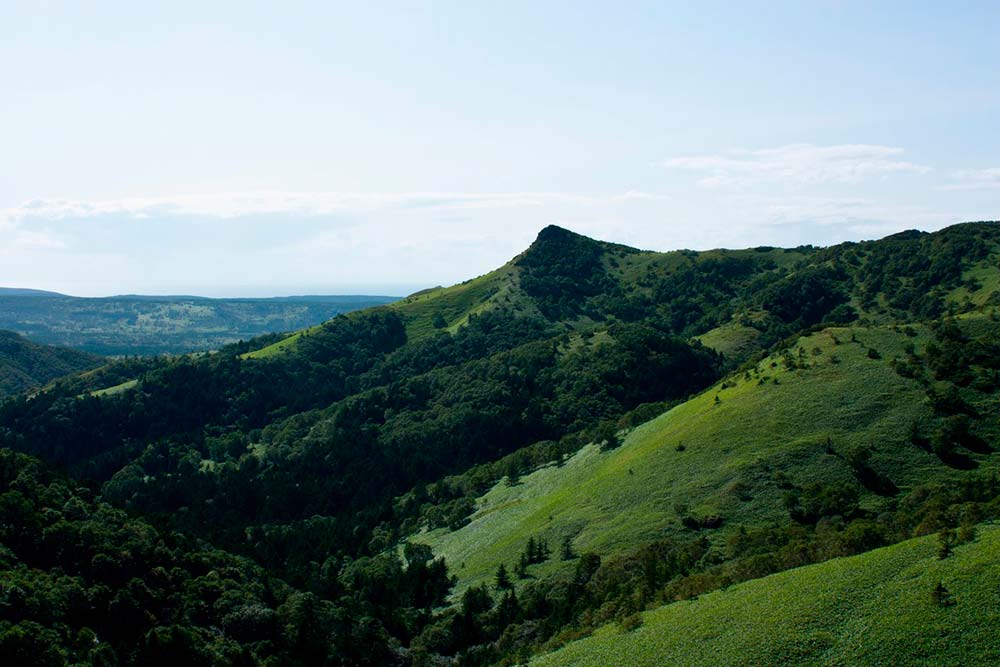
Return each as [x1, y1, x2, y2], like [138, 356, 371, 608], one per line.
[0, 221, 998, 666]
[0, 330, 102, 397]
[0, 291, 398, 354]
[532, 524, 1000, 667]
[414, 318, 998, 595]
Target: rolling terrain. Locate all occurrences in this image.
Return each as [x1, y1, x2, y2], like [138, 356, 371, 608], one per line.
[0, 290, 398, 354]
[415, 318, 997, 595]
[0, 221, 999, 666]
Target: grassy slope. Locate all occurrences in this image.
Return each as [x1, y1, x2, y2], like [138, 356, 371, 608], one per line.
[246, 263, 538, 359]
[948, 248, 1000, 308]
[693, 321, 763, 360]
[532, 524, 1000, 667]
[416, 321, 997, 594]
[387, 266, 528, 340]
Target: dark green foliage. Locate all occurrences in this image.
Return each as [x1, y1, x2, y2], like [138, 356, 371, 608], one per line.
[937, 529, 954, 559]
[517, 225, 616, 319]
[0, 448, 453, 666]
[784, 481, 860, 524]
[560, 536, 575, 561]
[592, 421, 620, 450]
[0, 330, 102, 397]
[930, 581, 954, 607]
[757, 266, 851, 330]
[495, 564, 512, 591]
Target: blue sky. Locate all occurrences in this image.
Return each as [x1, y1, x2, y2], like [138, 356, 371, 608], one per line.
[1, 1, 998, 296]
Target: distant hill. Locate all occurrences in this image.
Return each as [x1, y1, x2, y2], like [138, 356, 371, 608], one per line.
[0, 330, 102, 397]
[0, 291, 399, 355]
[0, 287, 64, 297]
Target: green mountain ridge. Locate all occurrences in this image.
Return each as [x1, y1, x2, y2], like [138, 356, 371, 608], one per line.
[1, 221, 999, 666]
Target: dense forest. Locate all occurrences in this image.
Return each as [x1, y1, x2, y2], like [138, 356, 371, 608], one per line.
[1, 222, 999, 665]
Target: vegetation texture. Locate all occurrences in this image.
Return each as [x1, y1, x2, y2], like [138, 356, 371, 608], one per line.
[0, 221, 998, 666]
[532, 525, 1000, 667]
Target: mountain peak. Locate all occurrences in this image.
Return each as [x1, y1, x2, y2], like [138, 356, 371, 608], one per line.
[534, 224, 584, 242]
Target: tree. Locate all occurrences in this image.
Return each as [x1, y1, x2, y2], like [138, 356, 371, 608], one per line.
[936, 529, 954, 560]
[515, 555, 528, 580]
[495, 563, 512, 590]
[930, 581, 954, 607]
[560, 536, 575, 561]
[593, 420, 620, 450]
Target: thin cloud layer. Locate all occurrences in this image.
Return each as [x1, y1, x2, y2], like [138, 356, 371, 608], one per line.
[940, 168, 1000, 191]
[661, 144, 930, 188]
[0, 191, 582, 226]
[0, 143, 993, 297]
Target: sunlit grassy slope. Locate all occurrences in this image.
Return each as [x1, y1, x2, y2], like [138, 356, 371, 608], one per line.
[693, 321, 763, 360]
[416, 321, 997, 594]
[532, 524, 1000, 667]
[386, 266, 534, 340]
[242, 327, 320, 359]
[244, 265, 533, 359]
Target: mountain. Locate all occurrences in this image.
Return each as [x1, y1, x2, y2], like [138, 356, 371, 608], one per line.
[0, 291, 399, 355]
[0, 221, 998, 666]
[0, 330, 103, 397]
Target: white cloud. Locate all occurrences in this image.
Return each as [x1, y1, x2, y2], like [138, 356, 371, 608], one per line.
[0, 191, 583, 226]
[755, 195, 955, 233]
[0, 166, 982, 296]
[939, 168, 1000, 191]
[661, 143, 930, 188]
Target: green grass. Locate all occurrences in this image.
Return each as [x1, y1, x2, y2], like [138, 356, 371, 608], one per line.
[90, 378, 138, 397]
[242, 328, 318, 359]
[694, 321, 763, 360]
[415, 322, 997, 595]
[532, 524, 1000, 667]
[245, 266, 531, 359]
[948, 250, 1000, 308]
[388, 266, 533, 340]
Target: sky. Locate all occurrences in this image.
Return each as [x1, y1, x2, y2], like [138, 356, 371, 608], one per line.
[1, 1, 998, 297]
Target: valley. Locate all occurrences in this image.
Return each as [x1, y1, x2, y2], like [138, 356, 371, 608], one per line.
[0, 290, 398, 355]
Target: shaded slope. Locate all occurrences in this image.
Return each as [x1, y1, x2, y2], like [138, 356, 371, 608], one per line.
[0, 330, 102, 397]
